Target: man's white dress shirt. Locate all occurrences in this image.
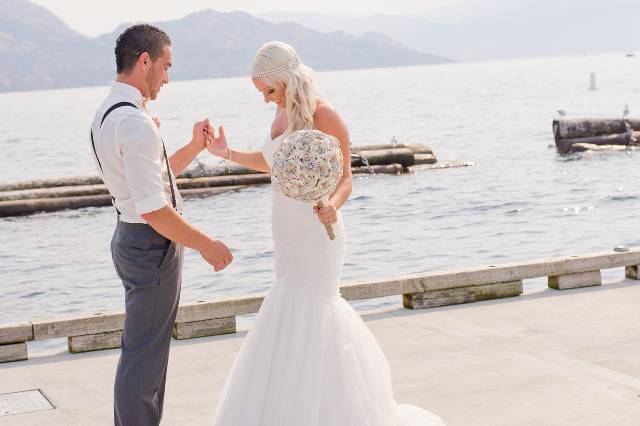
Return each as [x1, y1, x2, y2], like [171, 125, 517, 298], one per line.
[90, 82, 183, 223]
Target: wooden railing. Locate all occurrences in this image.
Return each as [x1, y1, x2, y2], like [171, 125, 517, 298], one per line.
[2, 248, 639, 363]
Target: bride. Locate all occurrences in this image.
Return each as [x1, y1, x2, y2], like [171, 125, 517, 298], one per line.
[206, 41, 445, 426]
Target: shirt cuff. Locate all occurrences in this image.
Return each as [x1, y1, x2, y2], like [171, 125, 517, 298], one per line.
[134, 192, 169, 215]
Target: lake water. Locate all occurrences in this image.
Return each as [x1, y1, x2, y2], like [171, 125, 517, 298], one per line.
[1, 53, 639, 329]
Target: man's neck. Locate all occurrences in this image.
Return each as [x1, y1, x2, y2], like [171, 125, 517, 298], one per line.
[116, 74, 145, 98]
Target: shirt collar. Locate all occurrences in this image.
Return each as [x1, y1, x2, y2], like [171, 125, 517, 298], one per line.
[110, 81, 145, 109]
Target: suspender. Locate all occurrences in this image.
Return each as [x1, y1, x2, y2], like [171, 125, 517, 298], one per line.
[90, 102, 177, 215]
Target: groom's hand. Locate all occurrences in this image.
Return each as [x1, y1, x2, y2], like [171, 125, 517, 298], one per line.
[198, 237, 233, 272]
[190, 118, 211, 151]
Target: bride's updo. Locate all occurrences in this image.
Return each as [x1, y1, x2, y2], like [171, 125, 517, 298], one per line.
[251, 41, 320, 133]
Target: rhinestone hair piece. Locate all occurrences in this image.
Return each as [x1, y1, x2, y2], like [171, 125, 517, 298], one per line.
[250, 55, 301, 79]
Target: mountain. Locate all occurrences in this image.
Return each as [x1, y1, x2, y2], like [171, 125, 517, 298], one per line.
[0, 1, 452, 93]
[0, 0, 106, 91]
[262, 0, 640, 61]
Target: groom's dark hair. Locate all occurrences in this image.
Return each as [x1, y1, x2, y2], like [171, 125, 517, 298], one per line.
[115, 24, 171, 74]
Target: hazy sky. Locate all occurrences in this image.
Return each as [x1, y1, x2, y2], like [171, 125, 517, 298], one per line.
[32, 0, 460, 37]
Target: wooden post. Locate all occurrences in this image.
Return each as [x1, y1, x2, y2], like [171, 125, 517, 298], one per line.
[625, 265, 639, 280]
[173, 317, 236, 340]
[68, 331, 122, 353]
[548, 270, 601, 290]
[0, 342, 28, 363]
[403, 281, 523, 309]
[0, 322, 32, 363]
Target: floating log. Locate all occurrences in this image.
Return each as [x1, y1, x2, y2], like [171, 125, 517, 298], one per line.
[0, 144, 436, 192]
[357, 148, 415, 167]
[414, 153, 437, 165]
[0, 163, 412, 203]
[0, 175, 269, 201]
[407, 160, 475, 172]
[0, 164, 404, 214]
[0, 143, 447, 216]
[0, 166, 260, 192]
[0, 184, 110, 202]
[0, 194, 114, 217]
[555, 132, 639, 154]
[0, 163, 414, 203]
[351, 143, 433, 155]
[569, 142, 640, 153]
[0, 186, 245, 217]
[553, 118, 640, 141]
[552, 118, 640, 154]
[179, 174, 270, 189]
[180, 164, 259, 178]
[0, 176, 103, 192]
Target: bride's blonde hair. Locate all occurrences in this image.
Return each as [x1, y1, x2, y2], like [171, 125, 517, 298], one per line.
[251, 41, 320, 133]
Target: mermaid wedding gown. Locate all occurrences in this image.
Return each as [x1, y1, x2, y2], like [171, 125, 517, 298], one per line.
[212, 133, 445, 425]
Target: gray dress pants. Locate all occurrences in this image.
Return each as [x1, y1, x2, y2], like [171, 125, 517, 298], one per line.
[111, 221, 184, 426]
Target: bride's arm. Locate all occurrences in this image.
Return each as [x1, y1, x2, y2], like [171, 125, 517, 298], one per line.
[225, 149, 271, 173]
[206, 126, 271, 173]
[313, 106, 353, 223]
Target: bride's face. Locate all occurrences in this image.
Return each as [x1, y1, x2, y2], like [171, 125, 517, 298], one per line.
[253, 78, 286, 107]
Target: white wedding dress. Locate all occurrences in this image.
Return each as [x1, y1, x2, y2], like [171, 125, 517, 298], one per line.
[212, 133, 445, 426]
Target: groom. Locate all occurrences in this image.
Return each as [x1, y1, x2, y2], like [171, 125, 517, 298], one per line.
[90, 24, 233, 425]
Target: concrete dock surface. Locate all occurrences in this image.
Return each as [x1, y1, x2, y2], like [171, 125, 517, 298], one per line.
[1, 279, 639, 425]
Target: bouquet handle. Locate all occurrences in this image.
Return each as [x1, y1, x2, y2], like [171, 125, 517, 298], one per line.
[317, 200, 336, 240]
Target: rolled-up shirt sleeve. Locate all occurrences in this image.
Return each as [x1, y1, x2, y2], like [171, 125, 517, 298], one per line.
[117, 114, 170, 215]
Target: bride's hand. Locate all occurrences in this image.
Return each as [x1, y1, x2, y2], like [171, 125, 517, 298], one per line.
[206, 126, 230, 158]
[314, 203, 338, 225]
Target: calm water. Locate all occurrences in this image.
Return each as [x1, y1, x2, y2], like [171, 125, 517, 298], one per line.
[2, 53, 640, 326]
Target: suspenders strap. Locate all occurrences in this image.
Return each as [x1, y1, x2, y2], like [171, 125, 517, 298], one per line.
[90, 101, 177, 215]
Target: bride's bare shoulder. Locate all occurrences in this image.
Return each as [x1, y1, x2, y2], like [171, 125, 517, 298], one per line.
[313, 104, 348, 137]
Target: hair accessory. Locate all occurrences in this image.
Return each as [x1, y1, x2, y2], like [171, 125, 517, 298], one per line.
[251, 55, 301, 78]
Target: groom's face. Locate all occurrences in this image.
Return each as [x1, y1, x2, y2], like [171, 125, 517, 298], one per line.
[144, 45, 172, 100]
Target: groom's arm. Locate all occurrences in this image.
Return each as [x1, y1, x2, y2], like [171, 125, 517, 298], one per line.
[168, 119, 210, 176]
[169, 141, 203, 176]
[142, 205, 233, 271]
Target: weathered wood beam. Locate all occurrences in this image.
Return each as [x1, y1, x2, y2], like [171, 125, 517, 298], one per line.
[173, 317, 236, 340]
[68, 331, 122, 353]
[403, 281, 523, 309]
[32, 312, 124, 340]
[0, 342, 28, 363]
[0, 322, 33, 344]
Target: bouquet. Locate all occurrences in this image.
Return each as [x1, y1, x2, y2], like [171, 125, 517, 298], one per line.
[272, 129, 344, 239]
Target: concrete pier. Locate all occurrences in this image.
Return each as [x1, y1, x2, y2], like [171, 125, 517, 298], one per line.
[1, 278, 638, 425]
